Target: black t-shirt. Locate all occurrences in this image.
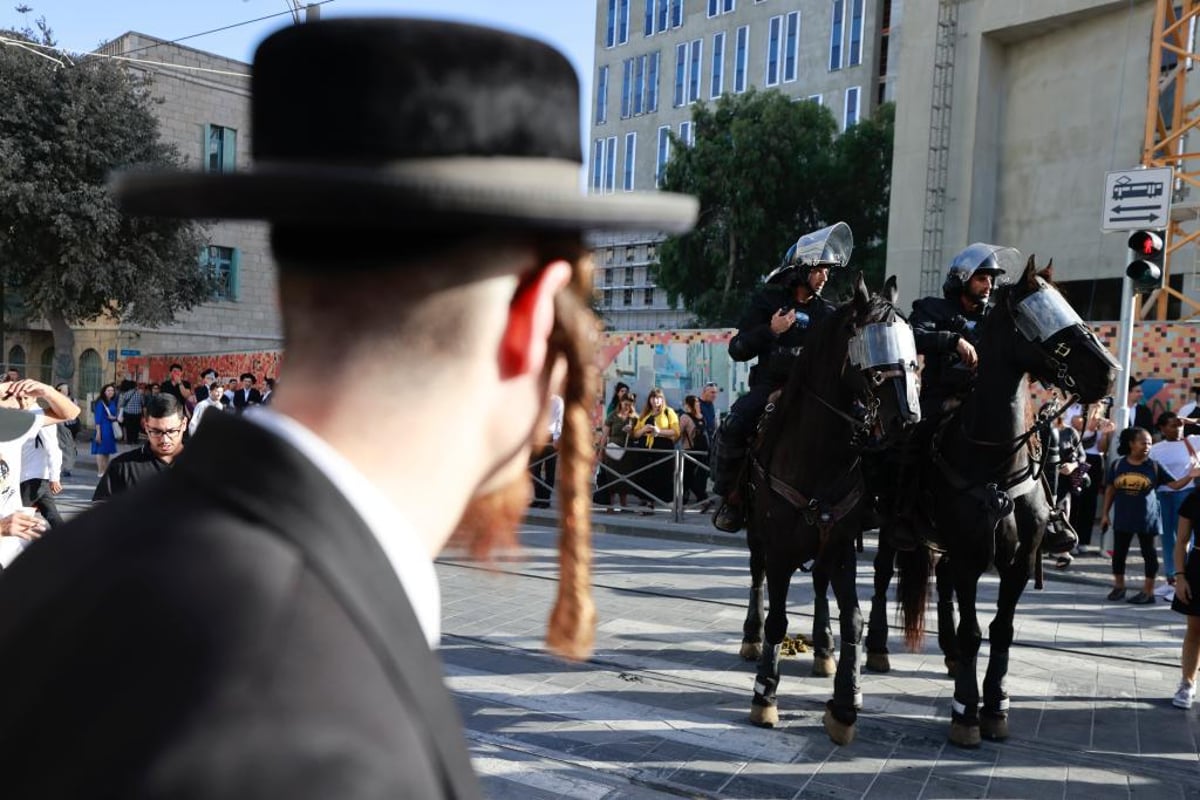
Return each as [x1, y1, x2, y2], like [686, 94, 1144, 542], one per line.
[92, 445, 173, 501]
[159, 379, 190, 404]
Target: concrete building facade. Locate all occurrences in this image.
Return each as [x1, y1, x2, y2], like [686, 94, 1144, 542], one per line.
[7, 33, 280, 402]
[589, 0, 901, 329]
[886, 0, 1200, 321]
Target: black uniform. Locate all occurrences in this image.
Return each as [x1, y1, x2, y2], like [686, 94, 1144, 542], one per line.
[909, 295, 988, 418]
[712, 284, 834, 497]
[92, 444, 174, 501]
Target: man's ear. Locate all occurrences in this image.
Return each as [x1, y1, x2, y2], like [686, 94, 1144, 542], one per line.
[499, 260, 572, 379]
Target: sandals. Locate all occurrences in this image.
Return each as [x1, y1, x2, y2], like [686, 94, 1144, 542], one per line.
[1106, 587, 1127, 601]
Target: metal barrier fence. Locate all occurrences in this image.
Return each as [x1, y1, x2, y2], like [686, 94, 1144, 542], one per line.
[529, 446, 713, 523]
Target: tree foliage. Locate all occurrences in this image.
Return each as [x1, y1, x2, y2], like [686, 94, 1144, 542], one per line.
[0, 25, 213, 380]
[656, 91, 894, 326]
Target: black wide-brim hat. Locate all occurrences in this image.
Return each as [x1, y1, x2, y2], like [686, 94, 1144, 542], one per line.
[112, 18, 698, 234]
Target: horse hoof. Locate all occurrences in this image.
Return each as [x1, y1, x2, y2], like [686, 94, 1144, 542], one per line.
[823, 707, 856, 746]
[944, 657, 958, 678]
[949, 720, 981, 748]
[812, 655, 836, 677]
[865, 652, 891, 673]
[980, 711, 1009, 741]
[750, 703, 778, 728]
[740, 641, 763, 661]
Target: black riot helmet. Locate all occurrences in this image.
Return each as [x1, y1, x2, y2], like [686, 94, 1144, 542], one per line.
[943, 243, 1020, 299]
[765, 222, 854, 289]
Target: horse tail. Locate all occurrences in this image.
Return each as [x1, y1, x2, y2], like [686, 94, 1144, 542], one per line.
[896, 545, 933, 651]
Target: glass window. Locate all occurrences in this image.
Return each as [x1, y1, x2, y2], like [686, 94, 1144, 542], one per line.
[633, 55, 646, 114]
[735, 25, 749, 93]
[830, 0, 844, 71]
[658, 0, 670, 32]
[203, 245, 239, 301]
[204, 125, 237, 173]
[625, 266, 635, 283]
[656, 125, 672, 187]
[623, 132, 637, 191]
[674, 42, 687, 106]
[645, 0, 655, 36]
[618, 0, 630, 44]
[708, 0, 718, 16]
[671, 0, 683, 26]
[647, 52, 660, 111]
[623, 289, 634, 306]
[595, 65, 609, 124]
[604, 268, 613, 286]
[849, 0, 864, 66]
[765, 16, 782, 86]
[711, 31, 725, 98]
[724, 0, 735, 12]
[604, 289, 614, 307]
[783, 12, 800, 82]
[592, 139, 605, 191]
[621, 58, 633, 118]
[680, 120, 693, 147]
[605, 136, 618, 192]
[644, 287, 655, 305]
[688, 38, 701, 102]
[843, 85, 860, 130]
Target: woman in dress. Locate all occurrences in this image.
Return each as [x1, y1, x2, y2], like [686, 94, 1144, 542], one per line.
[92, 383, 120, 476]
[600, 395, 638, 511]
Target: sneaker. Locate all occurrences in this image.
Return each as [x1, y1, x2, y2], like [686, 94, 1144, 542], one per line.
[1154, 583, 1175, 598]
[1174, 680, 1196, 709]
[1106, 587, 1127, 601]
[1075, 545, 1091, 556]
[1127, 591, 1155, 605]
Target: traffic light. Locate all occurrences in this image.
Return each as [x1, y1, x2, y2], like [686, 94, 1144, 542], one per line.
[1126, 229, 1165, 293]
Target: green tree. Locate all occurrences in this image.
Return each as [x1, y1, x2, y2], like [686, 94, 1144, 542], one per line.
[655, 92, 895, 326]
[823, 102, 895, 292]
[0, 25, 212, 385]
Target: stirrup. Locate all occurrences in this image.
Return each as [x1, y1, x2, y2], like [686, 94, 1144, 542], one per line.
[713, 501, 745, 533]
[1042, 510, 1078, 555]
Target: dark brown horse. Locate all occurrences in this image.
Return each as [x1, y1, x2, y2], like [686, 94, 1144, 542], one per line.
[743, 274, 919, 745]
[896, 258, 1117, 747]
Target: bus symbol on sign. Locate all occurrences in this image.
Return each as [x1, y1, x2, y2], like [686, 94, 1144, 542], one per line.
[1101, 167, 1173, 231]
[1111, 175, 1164, 201]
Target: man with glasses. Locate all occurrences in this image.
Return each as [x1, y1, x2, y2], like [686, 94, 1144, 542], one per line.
[93, 394, 187, 501]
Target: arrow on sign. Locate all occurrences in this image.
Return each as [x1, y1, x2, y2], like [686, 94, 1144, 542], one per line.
[1109, 214, 1161, 223]
[1112, 204, 1162, 213]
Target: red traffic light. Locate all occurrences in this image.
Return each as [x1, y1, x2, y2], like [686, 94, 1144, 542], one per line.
[1127, 229, 1164, 255]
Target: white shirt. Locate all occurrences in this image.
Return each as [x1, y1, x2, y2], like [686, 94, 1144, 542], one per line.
[245, 409, 442, 648]
[547, 394, 564, 444]
[20, 425, 61, 483]
[189, 397, 225, 436]
[1150, 434, 1200, 494]
[1066, 402, 1105, 456]
[0, 410, 47, 568]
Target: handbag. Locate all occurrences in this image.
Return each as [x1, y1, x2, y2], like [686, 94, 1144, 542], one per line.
[605, 429, 631, 462]
[112, 420, 124, 439]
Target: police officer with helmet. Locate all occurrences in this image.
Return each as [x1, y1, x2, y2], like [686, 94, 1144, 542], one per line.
[711, 222, 852, 532]
[889, 242, 1077, 554]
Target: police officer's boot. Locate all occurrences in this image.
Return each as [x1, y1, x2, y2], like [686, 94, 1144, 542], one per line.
[711, 426, 747, 533]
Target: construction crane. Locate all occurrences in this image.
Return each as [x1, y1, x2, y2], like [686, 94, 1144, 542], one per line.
[1141, 0, 1200, 320]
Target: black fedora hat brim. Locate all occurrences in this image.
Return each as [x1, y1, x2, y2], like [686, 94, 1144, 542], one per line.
[112, 157, 698, 234]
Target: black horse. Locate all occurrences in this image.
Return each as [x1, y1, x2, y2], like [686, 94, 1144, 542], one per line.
[896, 257, 1117, 747]
[742, 274, 919, 745]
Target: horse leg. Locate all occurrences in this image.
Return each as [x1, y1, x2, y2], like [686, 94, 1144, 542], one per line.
[824, 545, 862, 746]
[750, 561, 795, 728]
[947, 563, 984, 748]
[865, 538, 895, 673]
[981, 567, 1028, 741]
[934, 554, 960, 677]
[740, 527, 766, 660]
[811, 566, 836, 677]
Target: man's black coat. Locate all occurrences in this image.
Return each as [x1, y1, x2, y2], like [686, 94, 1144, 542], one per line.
[0, 412, 481, 799]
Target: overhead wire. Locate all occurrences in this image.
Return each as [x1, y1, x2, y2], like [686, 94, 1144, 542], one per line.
[0, 35, 249, 78]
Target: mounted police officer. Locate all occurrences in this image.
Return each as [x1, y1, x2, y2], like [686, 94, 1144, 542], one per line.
[888, 243, 1077, 554]
[711, 222, 852, 532]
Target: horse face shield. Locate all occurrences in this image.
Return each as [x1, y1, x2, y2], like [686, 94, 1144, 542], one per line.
[1013, 285, 1119, 397]
[848, 321, 921, 429]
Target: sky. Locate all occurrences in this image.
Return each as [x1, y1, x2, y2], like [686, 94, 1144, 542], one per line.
[1, 1, 597, 148]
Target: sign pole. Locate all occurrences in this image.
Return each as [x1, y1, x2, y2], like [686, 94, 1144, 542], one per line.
[1110, 250, 1136, 460]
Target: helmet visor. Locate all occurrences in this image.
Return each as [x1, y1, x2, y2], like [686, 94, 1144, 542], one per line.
[790, 221, 854, 268]
[950, 243, 1021, 283]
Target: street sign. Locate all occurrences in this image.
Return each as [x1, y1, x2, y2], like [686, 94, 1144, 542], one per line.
[106, 349, 116, 363]
[119, 349, 141, 357]
[1102, 166, 1173, 231]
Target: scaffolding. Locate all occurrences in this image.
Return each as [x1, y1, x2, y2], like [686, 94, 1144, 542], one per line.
[919, 0, 960, 297]
[1142, 0, 1200, 320]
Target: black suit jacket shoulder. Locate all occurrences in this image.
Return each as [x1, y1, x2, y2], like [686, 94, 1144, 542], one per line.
[0, 413, 480, 799]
